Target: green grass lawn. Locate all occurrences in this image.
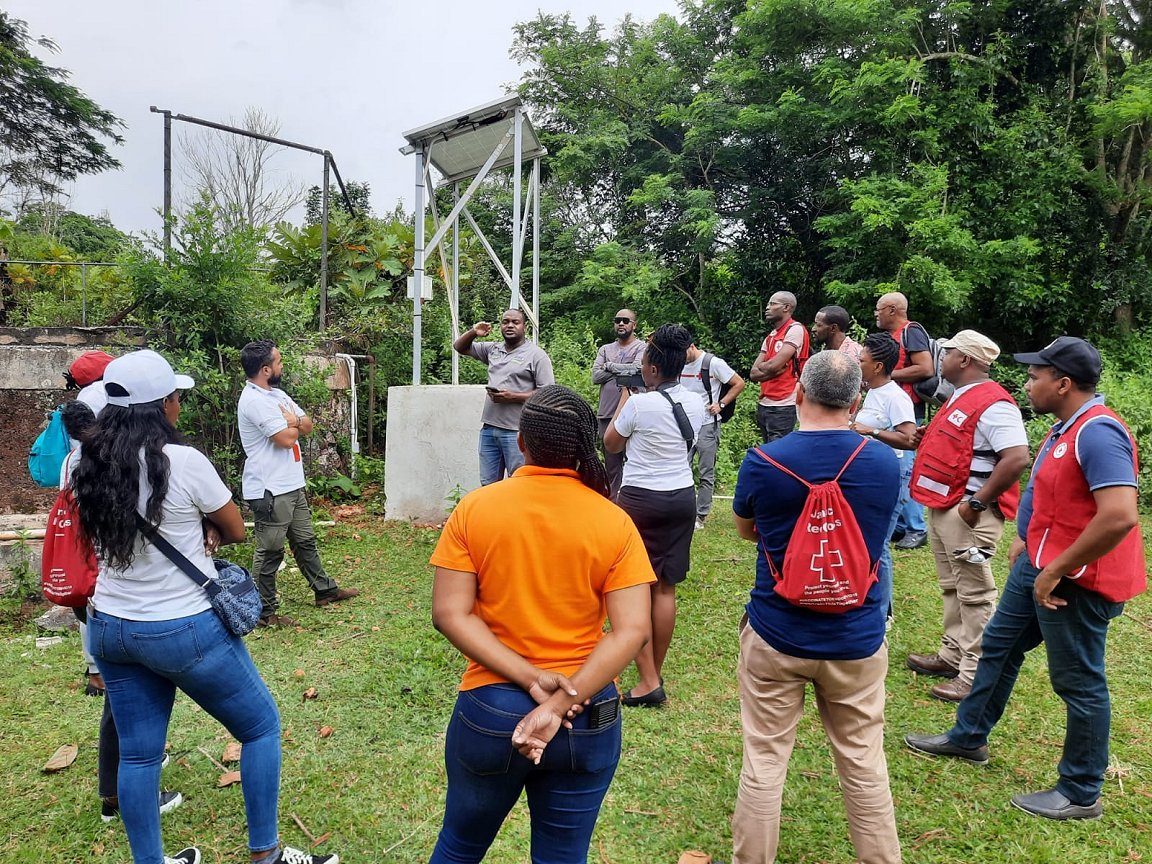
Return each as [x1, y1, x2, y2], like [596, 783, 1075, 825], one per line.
[2, 511, 1149, 863]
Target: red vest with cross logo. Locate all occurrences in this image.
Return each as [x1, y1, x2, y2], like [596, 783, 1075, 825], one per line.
[759, 319, 810, 401]
[910, 380, 1021, 519]
[1026, 405, 1146, 603]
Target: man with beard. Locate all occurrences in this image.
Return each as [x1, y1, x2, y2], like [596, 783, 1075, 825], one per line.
[812, 305, 862, 362]
[592, 308, 646, 497]
[238, 340, 359, 628]
[454, 308, 555, 485]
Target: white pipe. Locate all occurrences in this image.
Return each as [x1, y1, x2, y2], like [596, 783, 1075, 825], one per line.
[334, 353, 360, 477]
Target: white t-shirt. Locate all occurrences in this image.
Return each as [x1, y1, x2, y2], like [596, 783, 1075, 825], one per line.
[680, 353, 737, 420]
[89, 444, 234, 621]
[945, 381, 1028, 494]
[613, 385, 706, 491]
[856, 381, 916, 461]
[237, 382, 307, 500]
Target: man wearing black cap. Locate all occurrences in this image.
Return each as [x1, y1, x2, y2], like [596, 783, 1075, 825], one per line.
[906, 337, 1146, 821]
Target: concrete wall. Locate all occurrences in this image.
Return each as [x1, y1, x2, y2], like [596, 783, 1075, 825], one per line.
[384, 385, 487, 523]
[1, 328, 150, 514]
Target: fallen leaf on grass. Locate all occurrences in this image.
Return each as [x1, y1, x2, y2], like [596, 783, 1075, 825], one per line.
[218, 771, 242, 787]
[177, 758, 192, 769]
[318, 725, 334, 738]
[302, 687, 318, 703]
[911, 828, 948, 850]
[1123, 851, 1142, 862]
[43, 744, 78, 772]
[293, 669, 306, 678]
[222, 742, 242, 763]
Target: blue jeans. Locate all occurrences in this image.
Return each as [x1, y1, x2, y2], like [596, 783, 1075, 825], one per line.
[89, 608, 282, 863]
[429, 682, 622, 864]
[894, 448, 925, 535]
[878, 452, 913, 605]
[948, 553, 1123, 804]
[479, 425, 523, 485]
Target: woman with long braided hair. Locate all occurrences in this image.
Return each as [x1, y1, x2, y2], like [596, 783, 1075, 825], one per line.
[604, 324, 706, 707]
[429, 384, 655, 863]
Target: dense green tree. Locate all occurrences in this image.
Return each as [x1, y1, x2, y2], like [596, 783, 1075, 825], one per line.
[509, 0, 1152, 348]
[0, 13, 123, 208]
[305, 180, 372, 224]
[16, 204, 129, 260]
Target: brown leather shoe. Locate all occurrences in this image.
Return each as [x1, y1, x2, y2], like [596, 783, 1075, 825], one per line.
[906, 652, 960, 678]
[931, 678, 972, 703]
[315, 587, 361, 607]
[257, 613, 299, 628]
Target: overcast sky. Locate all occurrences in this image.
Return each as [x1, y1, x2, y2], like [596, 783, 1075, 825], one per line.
[7, 0, 681, 235]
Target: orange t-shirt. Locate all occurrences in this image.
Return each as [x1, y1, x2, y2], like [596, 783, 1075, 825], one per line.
[430, 465, 657, 690]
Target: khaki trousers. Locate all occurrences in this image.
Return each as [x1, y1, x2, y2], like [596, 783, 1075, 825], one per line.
[732, 621, 900, 864]
[926, 505, 1004, 683]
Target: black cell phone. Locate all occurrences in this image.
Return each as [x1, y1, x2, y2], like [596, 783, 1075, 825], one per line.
[587, 695, 620, 729]
[485, 386, 500, 393]
[615, 373, 645, 390]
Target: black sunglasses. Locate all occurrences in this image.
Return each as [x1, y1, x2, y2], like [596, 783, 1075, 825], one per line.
[614, 317, 634, 324]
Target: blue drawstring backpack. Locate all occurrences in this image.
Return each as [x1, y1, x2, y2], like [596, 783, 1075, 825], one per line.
[28, 407, 70, 487]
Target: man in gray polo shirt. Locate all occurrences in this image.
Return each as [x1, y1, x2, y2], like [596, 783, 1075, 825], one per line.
[453, 308, 555, 485]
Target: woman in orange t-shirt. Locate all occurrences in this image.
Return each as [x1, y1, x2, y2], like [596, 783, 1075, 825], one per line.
[428, 385, 654, 863]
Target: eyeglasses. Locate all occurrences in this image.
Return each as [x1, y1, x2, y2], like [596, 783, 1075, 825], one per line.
[614, 317, 633, 324]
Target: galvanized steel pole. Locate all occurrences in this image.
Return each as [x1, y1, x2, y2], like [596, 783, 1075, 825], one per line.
[320, 153, 330, 330]
[412, 147, 426, 385]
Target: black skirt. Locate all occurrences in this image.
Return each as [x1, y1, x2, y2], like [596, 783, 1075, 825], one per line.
[617, 485, 697, 586]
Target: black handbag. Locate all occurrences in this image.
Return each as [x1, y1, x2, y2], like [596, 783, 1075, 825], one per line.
[136, 515, 261, 636]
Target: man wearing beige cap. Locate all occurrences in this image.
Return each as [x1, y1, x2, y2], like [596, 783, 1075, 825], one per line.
[905, 330, 1030, 702]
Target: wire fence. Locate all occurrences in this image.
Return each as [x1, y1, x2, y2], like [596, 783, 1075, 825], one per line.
[1, 259, 120, 326]
[0, 259, 273, 327]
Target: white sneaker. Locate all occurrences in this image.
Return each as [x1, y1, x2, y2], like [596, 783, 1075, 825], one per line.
[164, 848, 201, 864]
[694, 517, 706, 531]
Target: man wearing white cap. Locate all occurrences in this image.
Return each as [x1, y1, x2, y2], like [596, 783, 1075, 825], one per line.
[905, 330, 1029, 702]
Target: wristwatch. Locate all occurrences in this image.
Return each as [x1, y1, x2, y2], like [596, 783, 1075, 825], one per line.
[966, 496, 988, 512]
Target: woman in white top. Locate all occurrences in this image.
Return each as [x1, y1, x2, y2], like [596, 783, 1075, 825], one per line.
[850, 333, 917, 601]
[72, 350, 336, 864]
[605, 324, 705, 706]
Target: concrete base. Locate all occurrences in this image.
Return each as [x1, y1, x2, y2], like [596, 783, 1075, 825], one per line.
[384, 385, 488, 523]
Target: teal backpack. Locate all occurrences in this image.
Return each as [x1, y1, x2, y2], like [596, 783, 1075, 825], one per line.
[29, 407, 70, 487]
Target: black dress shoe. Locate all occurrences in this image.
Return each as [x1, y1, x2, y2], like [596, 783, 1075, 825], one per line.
[904, 732, 989, 765]
[1011, 788, 1102, 820]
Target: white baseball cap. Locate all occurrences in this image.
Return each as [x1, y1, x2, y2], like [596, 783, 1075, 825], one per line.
[103, 350, 195, 407]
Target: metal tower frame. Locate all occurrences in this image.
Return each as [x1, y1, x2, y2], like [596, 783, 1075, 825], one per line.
[400, 96, 545, 384]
